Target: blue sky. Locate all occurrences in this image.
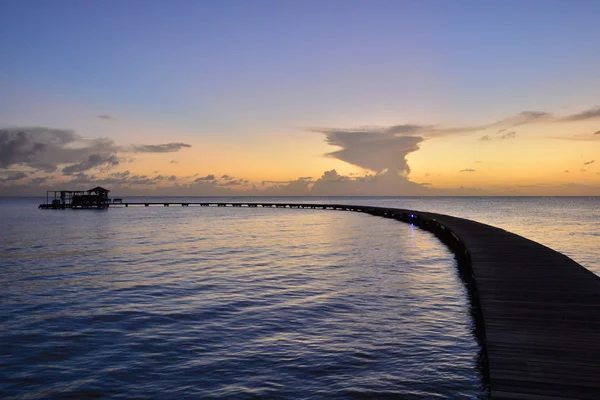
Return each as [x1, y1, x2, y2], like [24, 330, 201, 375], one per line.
[1, 1, 600, 195]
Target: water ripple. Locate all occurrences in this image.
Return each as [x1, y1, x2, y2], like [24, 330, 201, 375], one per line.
[0, 199, 487, 399]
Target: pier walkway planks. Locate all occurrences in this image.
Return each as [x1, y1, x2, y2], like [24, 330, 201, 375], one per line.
[75, 202, 600, 398]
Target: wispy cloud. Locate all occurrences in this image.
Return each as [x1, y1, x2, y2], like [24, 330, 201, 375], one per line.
[97, 115, 117, 121]
[499, 131, 517, 140]
[127, 143, 192, 153]
[459, 169, 476, 173]
[479, 135, 491, 141]
[562, 107, 600, 122]
[548, 133, 600, 141]
[583, 160, 595, 165]
[62, 154, 120, 175]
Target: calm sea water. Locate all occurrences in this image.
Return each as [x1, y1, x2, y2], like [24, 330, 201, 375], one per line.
[2, 196, 598, 399]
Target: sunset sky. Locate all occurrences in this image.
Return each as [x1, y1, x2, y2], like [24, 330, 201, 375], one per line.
[1, 0, 599, 196]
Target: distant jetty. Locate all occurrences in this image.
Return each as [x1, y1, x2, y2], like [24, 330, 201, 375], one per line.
[37, 190, 600, 398]
[39, 186, 112, 209]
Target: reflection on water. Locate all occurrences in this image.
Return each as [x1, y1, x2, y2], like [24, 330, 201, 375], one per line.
[1, 199, 486, 399]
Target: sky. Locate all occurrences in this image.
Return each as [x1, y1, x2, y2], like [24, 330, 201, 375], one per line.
[1, 0, 599, 196]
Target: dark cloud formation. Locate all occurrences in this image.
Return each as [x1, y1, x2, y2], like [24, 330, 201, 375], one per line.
[583, 160, 595, 165]
[97, 115, 117, 121]
[0, 127, 118, 172]
[0, 127, 192, 177]
[62, 154, 120, 175]
[170, 160, 179, 164]
[460, 169, 476, 173]
[562, 107, 600, 122]
[565, 170, 569, 173]
[479, 135, 491, 141]
[221, 175, 233, 180]
[195, 174, 215, 182]
[0, 171, 29, 182]
[128, 143, 192, 153]
[595, 131, 600, 135]
[316, 128, 423, 174]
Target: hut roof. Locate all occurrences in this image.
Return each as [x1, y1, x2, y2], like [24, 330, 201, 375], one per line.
[87, 186, 110, 193]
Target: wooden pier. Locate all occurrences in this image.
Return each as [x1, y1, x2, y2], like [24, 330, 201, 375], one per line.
[41, 201, 600, 399]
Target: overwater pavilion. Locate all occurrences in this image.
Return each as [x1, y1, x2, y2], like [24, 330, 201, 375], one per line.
[43, 186, 111, 209]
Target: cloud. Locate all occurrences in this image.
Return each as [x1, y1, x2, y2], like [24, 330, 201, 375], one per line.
[386, 124, 433, 135]
[98, 115, 117, 121]
[459, 169, 476, 173]
[128, 143, 192, 153]
[307, 169, 432, 196]
[549, 134, 600, 141]
[153, 175, 177, 182]
[221, 175, 233, 180]
[218, 178, 249, 186]
[499, 131, 516, 140]
[314, 128, 423, 174]
[565, 170, 569, 173]
[0, 127, 194, 178]
[29, 176, 49, 184]
[62, 154, 120, 175]
[505, 111, 552, 126]
[110, 170, 131, 178]
[583, 160, 595, 165]
[0, 171, 29, 182]
[195, 174, 215, 182]
[312, 110, 562, 174]
[562, 107, 600, 122]
[595, 131, 600, 135]
[170, 160, 179, 164]
[480, 131, 516, 141]
[0, 127, 119, 173]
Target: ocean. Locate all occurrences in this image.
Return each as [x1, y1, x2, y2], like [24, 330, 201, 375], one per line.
[2, 196, 598, 399]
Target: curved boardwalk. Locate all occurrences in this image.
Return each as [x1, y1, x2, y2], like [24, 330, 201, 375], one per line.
[78, 202, 600, 398]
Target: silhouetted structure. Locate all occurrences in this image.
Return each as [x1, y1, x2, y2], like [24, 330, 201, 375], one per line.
[40, 186, 111, 209]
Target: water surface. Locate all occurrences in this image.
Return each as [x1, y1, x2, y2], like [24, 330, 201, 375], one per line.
[1, 199, 486, 399]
